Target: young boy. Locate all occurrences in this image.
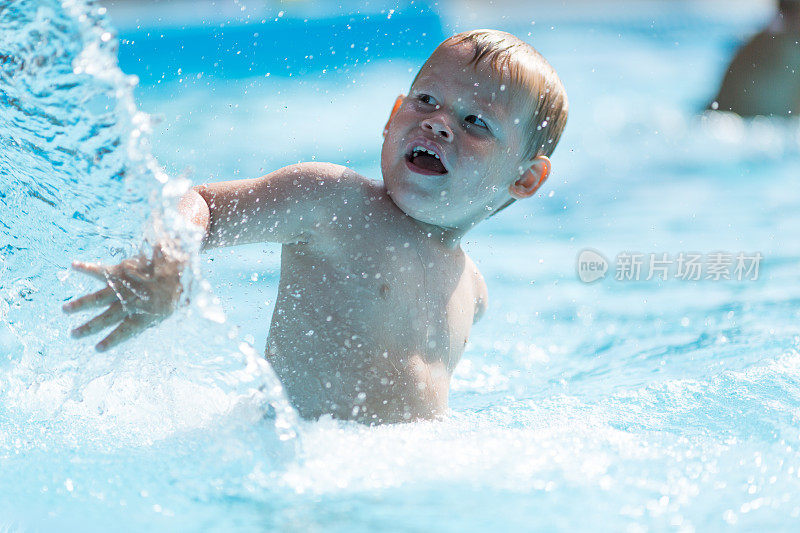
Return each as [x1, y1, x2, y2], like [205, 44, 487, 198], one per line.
[63, 29, 569, 424]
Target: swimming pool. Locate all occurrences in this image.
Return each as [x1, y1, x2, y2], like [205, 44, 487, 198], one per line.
[3, 0, 800, 530]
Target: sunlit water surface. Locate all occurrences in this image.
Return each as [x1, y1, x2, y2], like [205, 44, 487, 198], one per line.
[2, 0, 800, 531]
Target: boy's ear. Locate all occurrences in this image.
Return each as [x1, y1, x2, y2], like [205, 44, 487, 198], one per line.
[382, 94, 405, 138]
[509, 156, 551, 199]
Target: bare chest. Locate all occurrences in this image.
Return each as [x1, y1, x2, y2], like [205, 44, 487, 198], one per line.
[273, 238, 475, 369]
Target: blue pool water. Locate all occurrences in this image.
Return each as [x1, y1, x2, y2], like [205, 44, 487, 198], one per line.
[3, 0, 800, 530]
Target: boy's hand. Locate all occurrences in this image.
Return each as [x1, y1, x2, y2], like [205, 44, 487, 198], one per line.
[62, 243, 187, 352]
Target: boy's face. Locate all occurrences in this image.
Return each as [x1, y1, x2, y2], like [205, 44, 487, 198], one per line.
[381, 42, 531, 229]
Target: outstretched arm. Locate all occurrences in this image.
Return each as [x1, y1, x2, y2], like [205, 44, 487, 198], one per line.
[192, 161, 355, 248]
[63, 162, 358, 351]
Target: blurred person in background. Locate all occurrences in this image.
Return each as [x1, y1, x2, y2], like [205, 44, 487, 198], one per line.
[710, 0, 800, 116]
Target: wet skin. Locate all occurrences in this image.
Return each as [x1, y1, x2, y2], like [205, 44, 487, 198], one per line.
[64, 41, 552, 423]
[187, 163, 486, 424]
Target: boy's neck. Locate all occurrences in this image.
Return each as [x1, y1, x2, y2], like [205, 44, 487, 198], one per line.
[410, 217, 465, 250]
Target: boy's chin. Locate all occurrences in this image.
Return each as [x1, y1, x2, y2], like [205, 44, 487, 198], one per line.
[387, 188, 443, 224]
[386, 188, 473, 229]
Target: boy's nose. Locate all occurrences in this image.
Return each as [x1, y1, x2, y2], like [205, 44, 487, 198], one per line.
[421, 117, 453, 142]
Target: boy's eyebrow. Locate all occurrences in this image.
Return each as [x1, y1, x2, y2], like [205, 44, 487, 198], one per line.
[471, 93, 509, 124]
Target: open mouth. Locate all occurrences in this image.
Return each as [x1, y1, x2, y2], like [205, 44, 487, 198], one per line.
[405, 145, 448, 175]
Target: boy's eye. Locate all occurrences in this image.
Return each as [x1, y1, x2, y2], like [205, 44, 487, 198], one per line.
[418, 94, 437, 106]
[464, 115, 489, 130]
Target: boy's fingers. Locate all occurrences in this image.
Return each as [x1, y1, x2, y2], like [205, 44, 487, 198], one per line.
[125, 269, 150, 283]
[71, 261, 108, 281]
[62, 287, 116, 313]
[95, 314, 151, 352]
[153, 244, 165, 262]
[71, 301, 126, 339]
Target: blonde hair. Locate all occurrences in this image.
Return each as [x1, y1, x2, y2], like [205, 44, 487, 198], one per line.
[428, 29, 569, 160]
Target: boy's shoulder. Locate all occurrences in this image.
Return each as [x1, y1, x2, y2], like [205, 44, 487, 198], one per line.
[292, 161, 379, 191]
[289, 161, 387, 209]
[285, 160, 399, 229]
